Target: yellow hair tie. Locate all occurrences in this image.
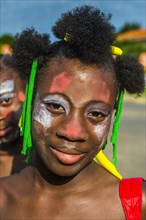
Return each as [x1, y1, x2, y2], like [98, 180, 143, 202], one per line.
[96, 150, 123, 180]
[111, 46, 123, 56]
[64, 33, 73, 42]
[64, 33, 123, 56]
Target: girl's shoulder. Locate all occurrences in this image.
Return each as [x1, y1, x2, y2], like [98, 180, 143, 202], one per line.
[0, 166, 35, 203]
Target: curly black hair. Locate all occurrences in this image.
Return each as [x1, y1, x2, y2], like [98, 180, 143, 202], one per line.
[12, 28, 51, 81]
[12, 5, 145, 95]
[0, 54, 25, 81]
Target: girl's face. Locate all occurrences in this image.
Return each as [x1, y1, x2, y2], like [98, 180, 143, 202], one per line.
[32, 58, 117, 176]
[0, 70, 25, 144]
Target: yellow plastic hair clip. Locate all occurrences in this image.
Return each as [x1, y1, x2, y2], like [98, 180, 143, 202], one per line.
[96, 150, 123, 180]
[64, 33, 123, 57]
[111, 46, 123, 56]
[64, 33, 73, 42]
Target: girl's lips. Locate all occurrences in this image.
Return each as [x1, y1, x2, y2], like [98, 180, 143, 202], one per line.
[50, 147, 85, 165]
[0, 126, 13, 137]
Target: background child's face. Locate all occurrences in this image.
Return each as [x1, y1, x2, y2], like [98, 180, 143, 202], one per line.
[32, 58, 117, 176]
[0, 70, 25, 144]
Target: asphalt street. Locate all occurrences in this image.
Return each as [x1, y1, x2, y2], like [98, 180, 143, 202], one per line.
[104, 99, 146, 179]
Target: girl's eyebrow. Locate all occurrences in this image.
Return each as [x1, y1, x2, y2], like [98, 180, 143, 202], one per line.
[0, 80, 14, 95]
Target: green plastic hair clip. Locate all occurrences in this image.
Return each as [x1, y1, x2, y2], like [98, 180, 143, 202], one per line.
[110, 89, 124, 167]
[19, 59, 38, 163]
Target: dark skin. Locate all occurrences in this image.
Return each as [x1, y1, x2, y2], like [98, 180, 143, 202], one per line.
[0, 58, 146, 219]
[0, 69, 27, 177]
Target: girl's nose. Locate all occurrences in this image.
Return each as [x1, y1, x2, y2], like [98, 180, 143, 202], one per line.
[56, 120, 88, 142]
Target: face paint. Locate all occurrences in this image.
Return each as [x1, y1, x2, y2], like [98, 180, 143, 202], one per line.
[62, 121, 84, 139]
[33, 94, 52, 131]
[18, 91, 25, 102]
[0, 80, 14, 94]
[93, 116, 110, 141]
[76, 71, 89, 82]
[49, 72, 72, 93]
[0, 93, 15, 102]
[43, 94, 70, 115]
[94, 124, 106, 141]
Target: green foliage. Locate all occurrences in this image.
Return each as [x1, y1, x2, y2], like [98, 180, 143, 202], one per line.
[0, 34, 15, 45]
[114, 40, 146, 57]
[118, 22, 141, 34]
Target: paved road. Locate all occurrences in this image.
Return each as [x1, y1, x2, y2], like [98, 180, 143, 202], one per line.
[104, 100, 146, 178]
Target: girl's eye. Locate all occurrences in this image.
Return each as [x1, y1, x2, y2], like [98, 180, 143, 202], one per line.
[87, 111, 106, 121]
[1, 98, 12, 106]
[46, 103, 65, 113]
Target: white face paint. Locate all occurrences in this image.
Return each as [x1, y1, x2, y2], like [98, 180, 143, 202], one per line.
[33, 94, 70, 134]
[94, 124, 107, 141]
[0, 93, 15, 102]
[43, 94, 70, 115]
[33, 94, 52, 131]
[0, 80, 14, 94]
[76, 71, 89, 82]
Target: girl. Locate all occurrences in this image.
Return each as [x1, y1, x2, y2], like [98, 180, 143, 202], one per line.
[0, 5, 145, 219]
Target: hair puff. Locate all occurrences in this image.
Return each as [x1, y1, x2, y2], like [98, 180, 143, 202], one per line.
[12, 28, 50, 81]
[52, 5, 116, 63]
[115, 54, 145, 94]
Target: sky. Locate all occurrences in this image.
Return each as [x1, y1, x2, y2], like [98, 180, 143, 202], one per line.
[1, 0, 146, 42]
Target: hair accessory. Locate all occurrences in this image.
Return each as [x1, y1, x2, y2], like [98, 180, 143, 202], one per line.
[97, 46, 123, 169]
[111, 46, 123, 56]
[19, 59, 38, 162]
[96, 150, 122, 179]
[63, 33, 123, 56]
[110, 89, 124, 166]
[64, 33, 73, 42]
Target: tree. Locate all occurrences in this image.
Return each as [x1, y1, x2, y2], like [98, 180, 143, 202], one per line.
[0, 34, 15, 46]
[118, 22, 141, 34]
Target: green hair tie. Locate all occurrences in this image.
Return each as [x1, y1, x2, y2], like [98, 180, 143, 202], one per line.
[110, 89, 124, 167]
[19, 59, 38, 162]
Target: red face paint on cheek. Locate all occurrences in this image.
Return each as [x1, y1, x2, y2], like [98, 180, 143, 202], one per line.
[1, 109, 13, 119]
[18, 91, 25, 102]
[49, 72, 72, 93]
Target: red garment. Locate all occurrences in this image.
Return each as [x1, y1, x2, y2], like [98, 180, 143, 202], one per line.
[119, 177, 144, 220]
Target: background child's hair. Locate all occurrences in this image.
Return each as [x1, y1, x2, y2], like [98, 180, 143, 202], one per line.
[0, 54, 26, 82]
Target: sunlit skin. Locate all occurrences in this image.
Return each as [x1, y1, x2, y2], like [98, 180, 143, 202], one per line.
[32, 57, 117, 177]
[0, 69, 26, 177]
[1, 58, 145, 220]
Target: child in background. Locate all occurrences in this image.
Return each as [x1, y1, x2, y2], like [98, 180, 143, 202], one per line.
[0, 55, 27, 177]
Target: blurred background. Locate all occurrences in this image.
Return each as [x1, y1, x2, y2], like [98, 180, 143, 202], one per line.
[0, 0, 145, 178]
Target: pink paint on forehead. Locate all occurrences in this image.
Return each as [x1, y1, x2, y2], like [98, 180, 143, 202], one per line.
[63, 121, 84, 138]
[92, 80, 110, 102]
[49, 72, 72, 93]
